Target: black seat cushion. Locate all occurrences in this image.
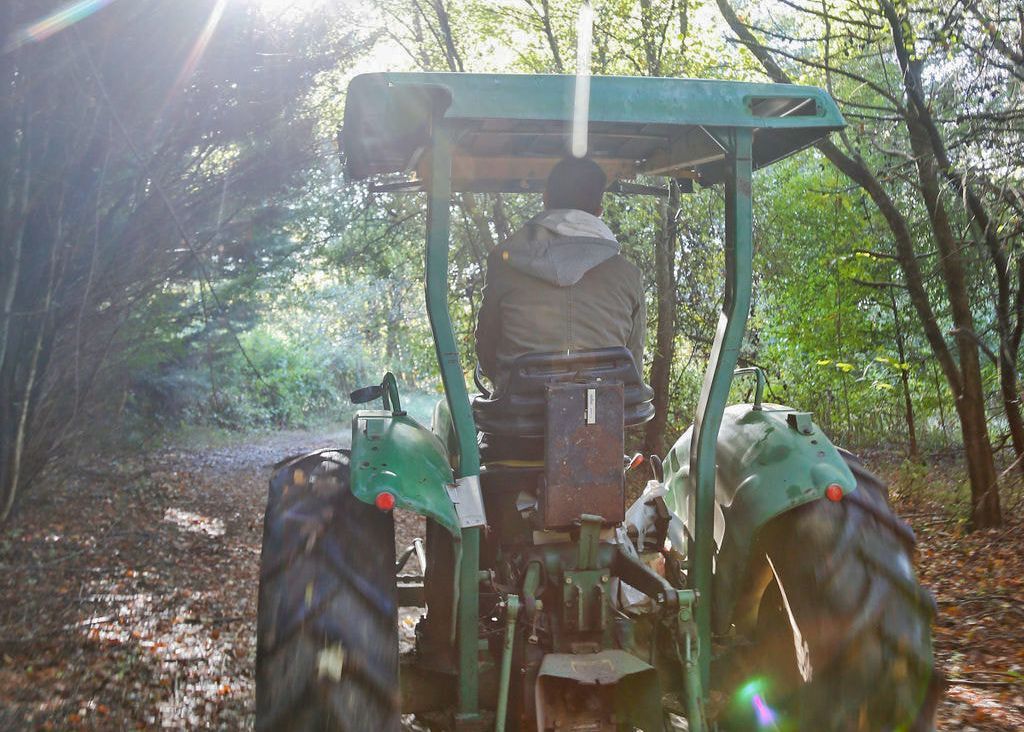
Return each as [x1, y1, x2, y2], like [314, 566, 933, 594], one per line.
[473, 347, 654, 437]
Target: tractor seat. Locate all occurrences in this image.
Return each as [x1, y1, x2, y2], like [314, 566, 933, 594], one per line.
[472, 347, 655, 438]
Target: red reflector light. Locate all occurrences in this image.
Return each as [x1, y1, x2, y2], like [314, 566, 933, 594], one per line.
[375, 492, 396, 511]
[825, 484, 844, 502]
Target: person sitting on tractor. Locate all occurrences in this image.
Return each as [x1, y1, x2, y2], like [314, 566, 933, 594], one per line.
[474, 155, 646, 396]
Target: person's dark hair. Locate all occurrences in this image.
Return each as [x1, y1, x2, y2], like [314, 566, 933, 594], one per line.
[544, 156, 607, 214]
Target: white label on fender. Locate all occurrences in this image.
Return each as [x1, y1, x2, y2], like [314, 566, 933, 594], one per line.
[586, 388, 596, 424]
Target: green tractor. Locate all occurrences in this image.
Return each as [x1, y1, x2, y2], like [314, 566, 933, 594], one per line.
[254, 73, 937, 731]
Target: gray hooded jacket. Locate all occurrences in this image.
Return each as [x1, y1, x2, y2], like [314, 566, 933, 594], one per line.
[475, 209, 645, 394]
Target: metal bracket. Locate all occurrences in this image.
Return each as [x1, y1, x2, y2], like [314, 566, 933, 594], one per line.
[786, 411, 814, 434]
[447, 474, 487, 528]
[577, 514, 603, 570]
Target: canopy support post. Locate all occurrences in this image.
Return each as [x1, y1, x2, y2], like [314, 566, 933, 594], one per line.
[425, 124, 484, 726]
[689, 127, 753, 688]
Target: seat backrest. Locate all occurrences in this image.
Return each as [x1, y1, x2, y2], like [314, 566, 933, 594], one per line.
[473, 347, 655, 436]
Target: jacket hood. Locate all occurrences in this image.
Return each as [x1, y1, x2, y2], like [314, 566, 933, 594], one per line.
[500, 209, 620, 287]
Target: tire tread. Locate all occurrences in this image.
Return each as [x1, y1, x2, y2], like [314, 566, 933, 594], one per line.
[255, 451, 400, 732]
[747, 451, 938, 731]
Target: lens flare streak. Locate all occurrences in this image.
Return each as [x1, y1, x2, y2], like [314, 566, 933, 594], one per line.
[571, 2, 594, 158]
[172, 0, 230, 94]
[6, 0, 119, 52]
[752, 693, 778, 727]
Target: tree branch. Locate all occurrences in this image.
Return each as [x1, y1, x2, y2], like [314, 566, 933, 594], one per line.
[950, 326, 999, 365]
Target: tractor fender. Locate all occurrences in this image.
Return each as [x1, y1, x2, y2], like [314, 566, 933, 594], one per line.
[350, 409, 463, 538]
[431, 398, 459, 469]
[662, 403, 856, 634]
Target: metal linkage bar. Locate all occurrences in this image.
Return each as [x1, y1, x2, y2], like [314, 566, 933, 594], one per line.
[674, 590, 706, 732]
[494, 596, 520, 732]
[688, 127, 753, 687]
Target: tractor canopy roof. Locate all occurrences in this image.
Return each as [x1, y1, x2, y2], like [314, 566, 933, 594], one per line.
[341, 72, 844, 193]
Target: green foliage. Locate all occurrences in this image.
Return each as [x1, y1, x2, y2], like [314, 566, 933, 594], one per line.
[112, 0, 944, 453]
[891, 458, 930, 499]
[9, 0, 1018, 489]
[215, 328, 345, 427]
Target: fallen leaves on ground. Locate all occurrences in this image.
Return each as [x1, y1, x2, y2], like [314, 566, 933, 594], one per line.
[0, 433, 333, 729]
[0, 438, 1020, 729]
[878, 450, 1024, 732]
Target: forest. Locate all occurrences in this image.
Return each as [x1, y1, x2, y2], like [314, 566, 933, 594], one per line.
[1, 0, 1023, 729]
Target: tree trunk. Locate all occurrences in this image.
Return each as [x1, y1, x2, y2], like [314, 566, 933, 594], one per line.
[904, 108, 1001, 527]
[880, 0, 1023, 477]
[645, 181, 680, 456]
[458, 192, 494, 265]
[889, 290, 918, 458]
[899, 359, 918, 459]
[2, 187, 63, 523]
[932, 363, 951, 447]
[537, 0, 564, 72]
[716, 0, 1001, 528]
[999, 360, 1024, 470]
[430, 0, 464, 72]
[956, 389, 1003, 528]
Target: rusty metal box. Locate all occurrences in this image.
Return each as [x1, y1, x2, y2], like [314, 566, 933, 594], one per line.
[540, 382, 625, 529]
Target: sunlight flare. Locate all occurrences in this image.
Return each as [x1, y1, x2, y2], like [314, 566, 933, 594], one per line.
[571, 2, 594, 158]
[171, 0, 230, 95]
[735, 678, 782, 730]
[5, 0, 119, 52]
[751, 693, 778, 727]
[245, 0, 332, 20]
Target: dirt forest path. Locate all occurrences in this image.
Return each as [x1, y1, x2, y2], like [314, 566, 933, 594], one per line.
[0, 433, 1021, 729]
[0, 429, 348, 729]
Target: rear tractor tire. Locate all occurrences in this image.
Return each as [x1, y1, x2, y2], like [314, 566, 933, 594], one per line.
[725, 450, 939, 731]
[255, 450, 400, 731]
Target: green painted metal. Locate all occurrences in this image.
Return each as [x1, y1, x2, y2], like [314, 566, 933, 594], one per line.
[425, 124, 484, 725]
[521, 559, 543, 636]
[430, 397, 458, 466]
[339, 70, 849, 728]
[577, 514, 603, 570]
[536, 648, 657, 683]
[687, 127, 752, 687]
[343, 73, 846, 189]
[732, 366, 765, 409]
[663, 403, 857, 633]
[672, 590, 705, 732]
[557, 515, 612, 640]
[356, 72, 841, 128]
[381, 371, 402, 412]
[536, 650, 663, 731]
[536, 541, 618, 578]
[525, 540, 618, 652]
[522, 560, 543, 599]
[349, 410, 460, 537]
[351, 403, 466, 664]
[426, 127, 480, 481]
[455, 549, 481, 725]
[494, 595, 519, 732]
[560, 566, 611, 639]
